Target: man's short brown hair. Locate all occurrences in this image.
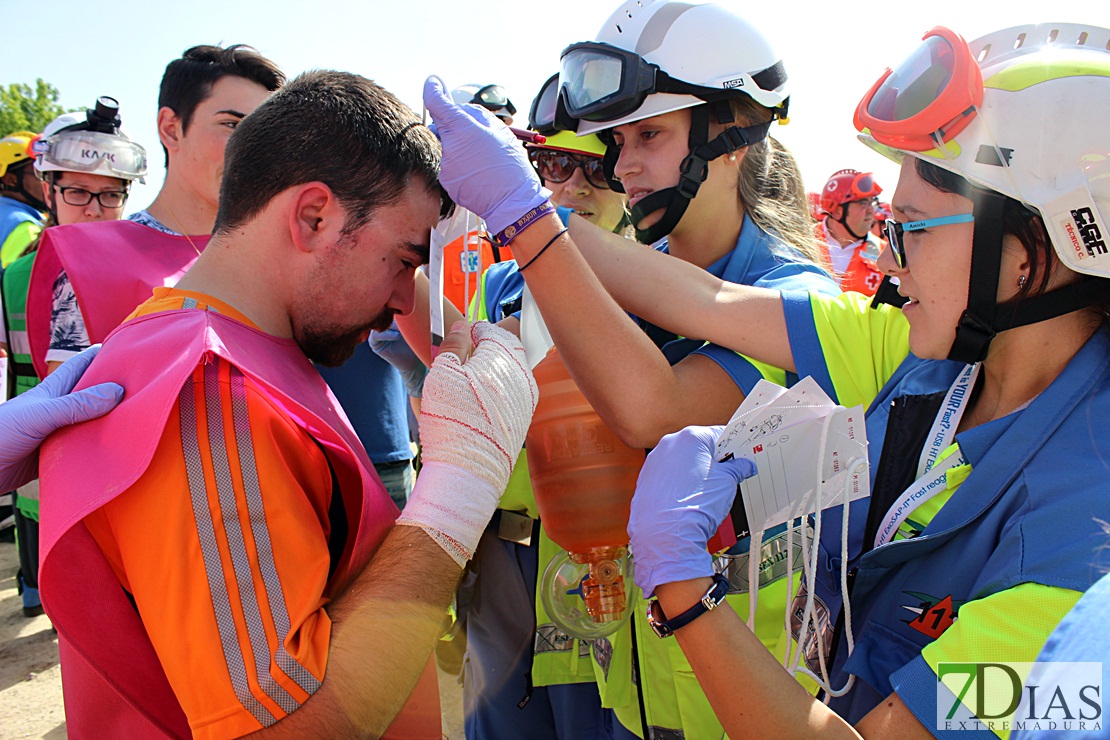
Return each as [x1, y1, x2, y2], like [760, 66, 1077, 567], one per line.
[215, 70, 445, 236]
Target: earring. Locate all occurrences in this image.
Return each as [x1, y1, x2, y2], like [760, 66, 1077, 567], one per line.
[728, 154, 737, 162]
[1018, 274, 1028, 289]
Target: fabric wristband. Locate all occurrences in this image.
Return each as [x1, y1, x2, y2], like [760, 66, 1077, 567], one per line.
[497, 201, 555, 246]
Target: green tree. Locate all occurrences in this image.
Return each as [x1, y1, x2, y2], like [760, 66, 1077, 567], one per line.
[0, 79, 68, 136]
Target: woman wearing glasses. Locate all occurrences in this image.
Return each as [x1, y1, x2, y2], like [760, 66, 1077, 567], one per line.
[28, 99, 147, 376]
[427, 3, 841, 737]
[0, 98, 144, 621]
[429, 19, 1110, 737]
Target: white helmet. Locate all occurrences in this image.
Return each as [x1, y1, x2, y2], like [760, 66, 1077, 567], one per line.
[855, 23, 1110, 361]
[33, 96, 147, 183]
[556, 0, 790, 243]
[561, 0, 789, 136]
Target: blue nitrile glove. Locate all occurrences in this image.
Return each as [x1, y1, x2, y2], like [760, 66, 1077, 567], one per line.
[369, 324, 428, 399]
[628, 425, 757, 598]
[0, 345, 123, 491]
[422, 76, 548, 235]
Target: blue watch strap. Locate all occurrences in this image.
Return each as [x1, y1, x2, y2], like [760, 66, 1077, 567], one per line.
[647, 573, 731, 638]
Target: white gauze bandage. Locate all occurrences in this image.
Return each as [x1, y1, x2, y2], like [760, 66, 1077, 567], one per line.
[397, 321, 538, 564]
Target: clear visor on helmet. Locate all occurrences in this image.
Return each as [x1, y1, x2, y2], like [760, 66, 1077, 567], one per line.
[854, 26, 983, 152]
[866, 36, 955, 122]
[36, 131, 147, 180]
[559, 42, 657, 122]
[529, 74, 560, 133]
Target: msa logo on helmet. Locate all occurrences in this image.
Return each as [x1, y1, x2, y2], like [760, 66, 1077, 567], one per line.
[722, 78, 746, 89]
[1069, 207, 1107, 259]
[82, 149, 116, 163]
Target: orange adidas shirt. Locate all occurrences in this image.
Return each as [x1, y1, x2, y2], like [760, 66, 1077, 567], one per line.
[84, 288, 340, 738]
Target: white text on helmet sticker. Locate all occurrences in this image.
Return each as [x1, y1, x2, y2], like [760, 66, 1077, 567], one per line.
[1071, 207, 1108, 258]
[722, 78, 746, 89]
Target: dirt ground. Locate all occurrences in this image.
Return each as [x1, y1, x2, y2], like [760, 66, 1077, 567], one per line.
[0, 541, 465, 739]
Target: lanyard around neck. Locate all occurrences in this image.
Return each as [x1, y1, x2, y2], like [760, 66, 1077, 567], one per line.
[874, 363, 979, 548]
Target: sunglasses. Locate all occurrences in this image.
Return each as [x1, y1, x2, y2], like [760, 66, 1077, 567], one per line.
[885, 213, 975, 269]
[528, 149, 609, 190]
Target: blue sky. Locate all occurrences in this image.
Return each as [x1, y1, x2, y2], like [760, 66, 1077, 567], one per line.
[2, 0, 1103, 210]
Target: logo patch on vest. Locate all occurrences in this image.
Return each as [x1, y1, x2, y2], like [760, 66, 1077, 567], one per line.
[535, 623, 574, 654]
[902, 591, 966, 640]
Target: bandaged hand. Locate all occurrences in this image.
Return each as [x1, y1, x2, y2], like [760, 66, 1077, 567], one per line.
[0, 345, 124, 491]
[397, 320, 538, 565]
[422, 76, 548, 235]
[628, 426, 757, 597]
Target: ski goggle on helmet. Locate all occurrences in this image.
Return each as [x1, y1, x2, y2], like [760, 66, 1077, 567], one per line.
[528, 73, 580, 135]
[557, 1, 789, 136]
[855, 23, 1110, 281]
[33, 97, 147, 182]
[34, 132, 147, 181]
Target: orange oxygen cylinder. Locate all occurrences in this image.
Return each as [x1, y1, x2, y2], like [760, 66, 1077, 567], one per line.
[526, 347, 645, 627]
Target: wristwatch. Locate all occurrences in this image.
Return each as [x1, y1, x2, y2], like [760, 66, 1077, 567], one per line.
[646, 573, 731, 638]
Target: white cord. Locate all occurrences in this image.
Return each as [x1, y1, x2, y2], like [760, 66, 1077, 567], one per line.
[785, 409, 859, 698]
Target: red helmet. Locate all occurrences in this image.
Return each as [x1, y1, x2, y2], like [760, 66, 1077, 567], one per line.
[873, 200, 893, 222]
[806, 191, 822, 221]
[819, 169, 882, 215]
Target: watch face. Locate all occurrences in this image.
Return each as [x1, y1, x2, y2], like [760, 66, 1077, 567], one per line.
[647, 600, 671, 638]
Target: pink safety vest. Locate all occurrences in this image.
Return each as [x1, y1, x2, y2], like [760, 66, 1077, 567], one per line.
[38, 307, 440, 738]
[26, 220, 210, 379]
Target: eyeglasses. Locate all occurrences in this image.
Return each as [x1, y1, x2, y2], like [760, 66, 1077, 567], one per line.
[56, 186, 127, 209]
[885, 213, 975, 268]
[850, 197, 880, 210]
[528, 149, 610, 190]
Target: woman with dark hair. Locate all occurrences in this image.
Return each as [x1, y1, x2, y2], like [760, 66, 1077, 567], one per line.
[425, 19, 1110, 738]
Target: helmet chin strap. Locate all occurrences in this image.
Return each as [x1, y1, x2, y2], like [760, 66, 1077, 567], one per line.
[949, 189, 1110, 364]
[3, 163, 47, 213]
[833, 209, 869, 242]
[600, 103, 772, 245]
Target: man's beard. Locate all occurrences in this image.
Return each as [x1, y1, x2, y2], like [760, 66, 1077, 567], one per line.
[297, 309, 395, 367]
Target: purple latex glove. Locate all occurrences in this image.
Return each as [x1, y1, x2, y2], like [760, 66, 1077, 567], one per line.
[628, 425, 757, 597]
[422, 76, 548, 235]
[369, 323, 427, 398]
[0, 345, 123, 491]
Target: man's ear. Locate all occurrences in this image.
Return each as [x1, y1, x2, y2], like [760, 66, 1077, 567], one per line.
[157, 107, 184, 154]
[288, 182, 340, 254]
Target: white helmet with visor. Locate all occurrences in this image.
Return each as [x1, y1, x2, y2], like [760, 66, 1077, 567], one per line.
[33, 96, 147, 183]
[556, 0, 790, 243]
[560, 0, 789, 135]
[855, 23, 1110, 362]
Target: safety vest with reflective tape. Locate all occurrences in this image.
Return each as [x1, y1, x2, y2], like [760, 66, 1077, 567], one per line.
[37, 307, 439, 738]
[1, 251, 38, 396]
